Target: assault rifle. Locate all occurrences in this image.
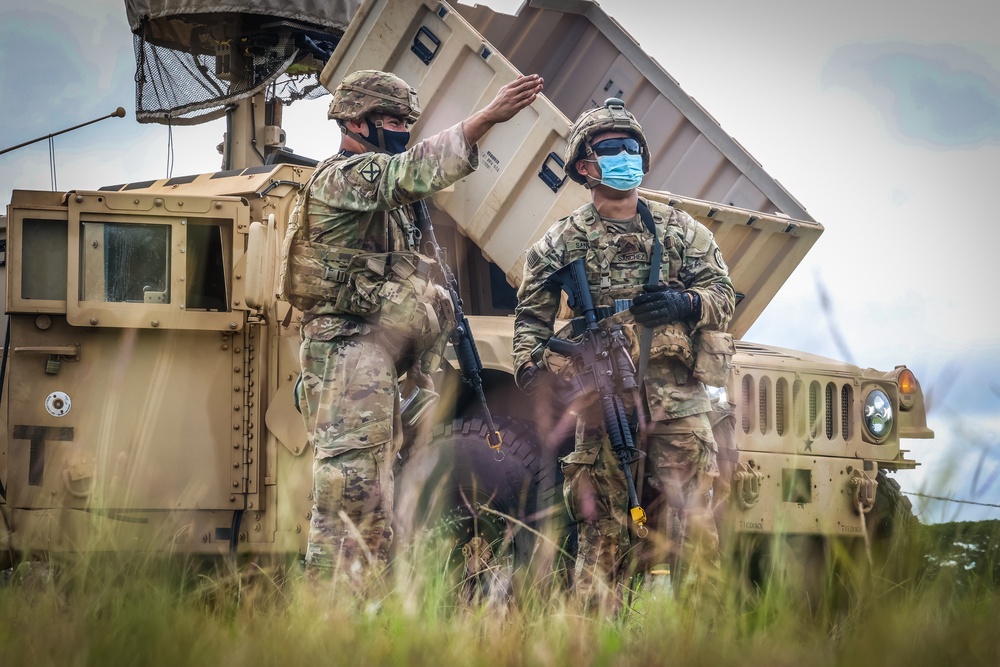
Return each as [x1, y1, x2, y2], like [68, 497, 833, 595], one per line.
[544, 258, 648, 533]
[413, 200, 503, 457]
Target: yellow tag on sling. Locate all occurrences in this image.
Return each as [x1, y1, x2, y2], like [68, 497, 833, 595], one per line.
[630, 505, 647, 527]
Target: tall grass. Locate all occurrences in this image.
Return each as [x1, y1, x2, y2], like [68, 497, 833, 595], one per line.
[2, 522, 998, 667]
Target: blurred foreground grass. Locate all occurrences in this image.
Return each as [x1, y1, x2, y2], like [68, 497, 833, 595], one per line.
[1, 521, 998, 667]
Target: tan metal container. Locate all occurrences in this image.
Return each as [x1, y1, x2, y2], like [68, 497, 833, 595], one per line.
[320, 0, 822, 338]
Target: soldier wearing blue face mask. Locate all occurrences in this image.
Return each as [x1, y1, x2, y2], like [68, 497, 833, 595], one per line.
[580, 135, 645, 190]
[513, 98, 736, 610]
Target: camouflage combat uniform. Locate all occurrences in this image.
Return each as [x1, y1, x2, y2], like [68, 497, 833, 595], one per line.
[295, 123, 478, 582]
[513, 197, 735, 596]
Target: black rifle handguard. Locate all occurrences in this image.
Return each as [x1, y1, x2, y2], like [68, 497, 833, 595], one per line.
[543, 258, 647, 533]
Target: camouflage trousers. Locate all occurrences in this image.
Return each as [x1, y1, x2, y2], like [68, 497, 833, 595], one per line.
[297, 335, 402, 586]
[560, 412, 720, 604]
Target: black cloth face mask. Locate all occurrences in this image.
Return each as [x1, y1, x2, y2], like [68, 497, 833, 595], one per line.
[365, 119, 410, 154]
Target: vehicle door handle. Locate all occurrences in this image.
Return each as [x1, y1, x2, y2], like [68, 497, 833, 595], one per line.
[14, 344, 80, 359]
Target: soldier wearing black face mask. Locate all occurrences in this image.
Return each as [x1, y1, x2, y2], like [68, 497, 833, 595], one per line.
[282, 68, 543, 593]
[346, 112, 413, 155]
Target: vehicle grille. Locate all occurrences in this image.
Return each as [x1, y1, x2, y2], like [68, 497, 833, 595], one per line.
[775, 378, 787, 436]
[738, 373, 866, 449]
[841, 385, 853, 440]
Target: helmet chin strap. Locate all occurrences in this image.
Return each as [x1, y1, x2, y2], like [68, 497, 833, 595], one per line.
[344, 117, 389, 154]
[580, 142, 601, 190]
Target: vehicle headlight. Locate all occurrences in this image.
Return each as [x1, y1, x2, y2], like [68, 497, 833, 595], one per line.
[863, 388, 893, 442]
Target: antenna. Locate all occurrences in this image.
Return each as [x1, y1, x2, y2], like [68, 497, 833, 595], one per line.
[0, 107, 127, 156]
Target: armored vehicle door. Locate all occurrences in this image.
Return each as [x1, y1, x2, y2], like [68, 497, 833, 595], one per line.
[5, 190, 253, 512]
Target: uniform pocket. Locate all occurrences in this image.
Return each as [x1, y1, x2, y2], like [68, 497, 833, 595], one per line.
[561, 448, 599, 467]
[651, 429, 719, 498]
[312, 458, 347, 513]
[648, 322, 695, 368]
[560, 448, 599, 523]
[352, 273, 382, 312]
[692, 330, 734, 387]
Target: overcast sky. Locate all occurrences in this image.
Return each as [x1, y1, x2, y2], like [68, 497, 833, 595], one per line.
[1, 0, 998, 522]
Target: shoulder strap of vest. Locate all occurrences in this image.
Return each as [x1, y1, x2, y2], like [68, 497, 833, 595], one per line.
[296, 156, 338, 239]
[667, 204, 697, 247]
[636, 199, 662, 284]
[646, 200, 688, 283]
[576, 205, 622, 292]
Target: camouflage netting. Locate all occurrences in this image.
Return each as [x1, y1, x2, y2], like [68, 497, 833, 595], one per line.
[125, 0, 362, 125]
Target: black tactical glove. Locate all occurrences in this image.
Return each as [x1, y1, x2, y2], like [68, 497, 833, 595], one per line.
[515, 362, 544, 396]
[629, 284, 701, 327]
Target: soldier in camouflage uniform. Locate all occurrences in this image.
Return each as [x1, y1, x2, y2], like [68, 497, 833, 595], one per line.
[287, 69, 543, 589]
[512, 98, 735, 606]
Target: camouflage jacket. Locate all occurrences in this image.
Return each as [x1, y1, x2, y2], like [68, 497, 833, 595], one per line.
[302, 123, 478, 340]
[513, 198, 735, 421]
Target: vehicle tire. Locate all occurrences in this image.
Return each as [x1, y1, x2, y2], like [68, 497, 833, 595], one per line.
[394, 417, 567, 592]
[867, 469, 916, 543]
[731, 533, 829, 604]
[863, 468, 921, 584]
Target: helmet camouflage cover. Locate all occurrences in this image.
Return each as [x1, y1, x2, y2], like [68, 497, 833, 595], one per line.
[328, 69, 422, 123]
[564, 97, 650, 184]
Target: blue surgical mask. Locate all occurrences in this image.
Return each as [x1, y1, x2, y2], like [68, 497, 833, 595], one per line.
[596, 152, 644, 191]
[365, 119, 410, 154]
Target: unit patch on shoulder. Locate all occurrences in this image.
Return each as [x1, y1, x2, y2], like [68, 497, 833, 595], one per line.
[357, 159, 382, 184]
[714, 247, 728, 271]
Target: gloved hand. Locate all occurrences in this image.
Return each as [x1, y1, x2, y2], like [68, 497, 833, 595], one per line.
[518, 360, 582, 408]
[629, 284, 700, 327]
[515, 362, 544, 396]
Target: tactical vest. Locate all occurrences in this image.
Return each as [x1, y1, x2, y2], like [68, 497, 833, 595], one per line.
[574, 200, 698, 368]
[277, 159, 454, 348]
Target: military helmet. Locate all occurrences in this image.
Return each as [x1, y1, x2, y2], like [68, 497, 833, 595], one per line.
[327, 69, 421, 124]
[564, 98, 649, 184]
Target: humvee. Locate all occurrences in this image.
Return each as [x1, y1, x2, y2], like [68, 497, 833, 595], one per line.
[0, 0, 932, 582]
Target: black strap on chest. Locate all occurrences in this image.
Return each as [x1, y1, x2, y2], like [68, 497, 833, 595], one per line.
[635, 200, 662, 380]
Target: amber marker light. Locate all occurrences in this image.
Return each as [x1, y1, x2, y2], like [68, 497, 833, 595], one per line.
[898, 368, 918, 410]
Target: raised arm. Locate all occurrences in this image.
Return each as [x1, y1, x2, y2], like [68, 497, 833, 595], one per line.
[462, 74, 544, 146]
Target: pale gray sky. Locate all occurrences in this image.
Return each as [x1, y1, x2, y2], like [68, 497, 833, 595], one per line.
[1, 0, 998, 521]
[603, 0, 1000, 522]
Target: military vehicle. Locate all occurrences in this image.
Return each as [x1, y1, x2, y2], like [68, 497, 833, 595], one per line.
[1, 0, 932, 584]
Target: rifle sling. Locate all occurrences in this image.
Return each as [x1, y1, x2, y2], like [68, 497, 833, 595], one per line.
[634, 200, 662, 424]
[635, 200, 662, 381]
